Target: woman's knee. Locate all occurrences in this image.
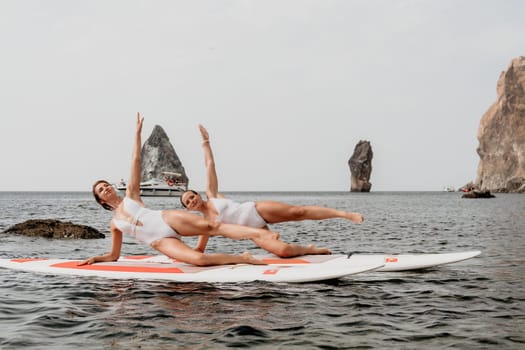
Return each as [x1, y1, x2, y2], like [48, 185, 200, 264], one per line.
[189, 254, 211, 266]
[289, 206, 307, 220]
[205, 220, 220, 233]
[150, 240, 162, 249]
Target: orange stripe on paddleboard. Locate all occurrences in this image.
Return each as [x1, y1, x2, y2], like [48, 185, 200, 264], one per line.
[11, 258, 49, 263]
[262, 258, 310, 264]
[51, 261, 184, 273]
[124, 257, 309, 264]
[122, 256, 181, 262]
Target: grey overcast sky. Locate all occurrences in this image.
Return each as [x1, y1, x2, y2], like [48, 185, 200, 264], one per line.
[1, 0, 524, 192]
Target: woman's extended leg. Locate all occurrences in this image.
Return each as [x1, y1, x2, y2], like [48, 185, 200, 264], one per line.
[151, 237, 266, 266]
[162, 210, 279, 240]
[254, 201, 364, 224]
[251, 236, 331, 258]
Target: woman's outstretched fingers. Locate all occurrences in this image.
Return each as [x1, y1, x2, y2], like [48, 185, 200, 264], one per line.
[198, 124, 209, 140]
[136, 113, 144, 129]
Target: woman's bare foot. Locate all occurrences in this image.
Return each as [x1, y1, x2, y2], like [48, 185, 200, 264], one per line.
[307, 244, 331, 255]
[347, 212, 364, 224]
[242, 252, 267, 265]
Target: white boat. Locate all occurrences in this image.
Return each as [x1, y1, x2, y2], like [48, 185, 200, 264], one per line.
[116, 172, 188, 197]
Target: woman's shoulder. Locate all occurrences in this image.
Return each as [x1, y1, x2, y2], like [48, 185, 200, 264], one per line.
[209, 197, 230, 204]
[209, 197, 237, 211]
[124, 196, 144, 204]
[122, 196, 145, 210]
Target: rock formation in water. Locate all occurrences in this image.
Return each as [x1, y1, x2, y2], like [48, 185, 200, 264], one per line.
[476, 56, 525, 193]
[141, 125, 189, 184]
[3, 219, 104, 239]
[348, 140, 373, 192]
[462, 190, 495, 199]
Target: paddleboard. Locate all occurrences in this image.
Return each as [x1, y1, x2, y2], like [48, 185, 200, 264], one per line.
[350, 250, 481, 272]
[0, 255, 385, 283]
[120, 250, 482, 272]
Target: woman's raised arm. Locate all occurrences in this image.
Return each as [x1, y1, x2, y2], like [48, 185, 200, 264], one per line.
[199, 124, 222, 199]
[126, 113, 144, 201]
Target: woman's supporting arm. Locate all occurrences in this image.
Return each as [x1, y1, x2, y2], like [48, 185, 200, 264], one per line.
[194, 235, 210, 253]
[78, 225, 123, 265]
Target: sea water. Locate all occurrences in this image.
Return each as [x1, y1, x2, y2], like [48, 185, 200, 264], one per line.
[0, 191, 524, 349]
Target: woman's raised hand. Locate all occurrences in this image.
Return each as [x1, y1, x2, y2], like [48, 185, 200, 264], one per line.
[198, 124, 209, 142]
[136, 112, 144, 133]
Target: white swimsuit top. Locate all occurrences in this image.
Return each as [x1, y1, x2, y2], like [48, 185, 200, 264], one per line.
[210, 198, 267, 228]
[112, 197, 180, 245]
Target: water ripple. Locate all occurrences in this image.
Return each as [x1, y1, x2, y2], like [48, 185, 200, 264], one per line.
[1, 192, 524, 349]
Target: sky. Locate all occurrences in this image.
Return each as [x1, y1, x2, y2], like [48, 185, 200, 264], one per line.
[1, 0, 524, 192]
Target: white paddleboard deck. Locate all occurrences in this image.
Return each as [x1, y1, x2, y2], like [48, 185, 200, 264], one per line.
[120, 250, 481, 273]
[0, 255, 385, 283]
[351, 250, 481, 272]
[0, 251, 480, 283]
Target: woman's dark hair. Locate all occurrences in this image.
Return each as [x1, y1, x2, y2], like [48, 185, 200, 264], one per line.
[180, 189, 199, 208]
[92, 180, 114, 211]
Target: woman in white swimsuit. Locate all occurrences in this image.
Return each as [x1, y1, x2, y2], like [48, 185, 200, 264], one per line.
[79, 114, 279, 267]
[181, 125, 365, 258]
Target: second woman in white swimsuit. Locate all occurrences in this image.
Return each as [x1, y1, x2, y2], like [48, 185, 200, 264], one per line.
[181, 125, 365, 258]
[79, 114, 279, 267]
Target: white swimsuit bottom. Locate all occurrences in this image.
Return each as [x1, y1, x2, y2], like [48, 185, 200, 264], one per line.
[210, 198, 267, 228]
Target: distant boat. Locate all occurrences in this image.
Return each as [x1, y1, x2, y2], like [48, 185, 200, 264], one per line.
[443, 186, 456, 192]
[116, 172, 188, 197]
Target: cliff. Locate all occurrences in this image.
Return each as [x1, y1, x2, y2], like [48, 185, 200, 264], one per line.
[476, 56, 525, 193]
[141, 125, 189, 183]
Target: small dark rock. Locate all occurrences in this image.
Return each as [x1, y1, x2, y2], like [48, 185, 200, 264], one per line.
[462, 190, 496, 199]
[3, 219, 105, 239]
